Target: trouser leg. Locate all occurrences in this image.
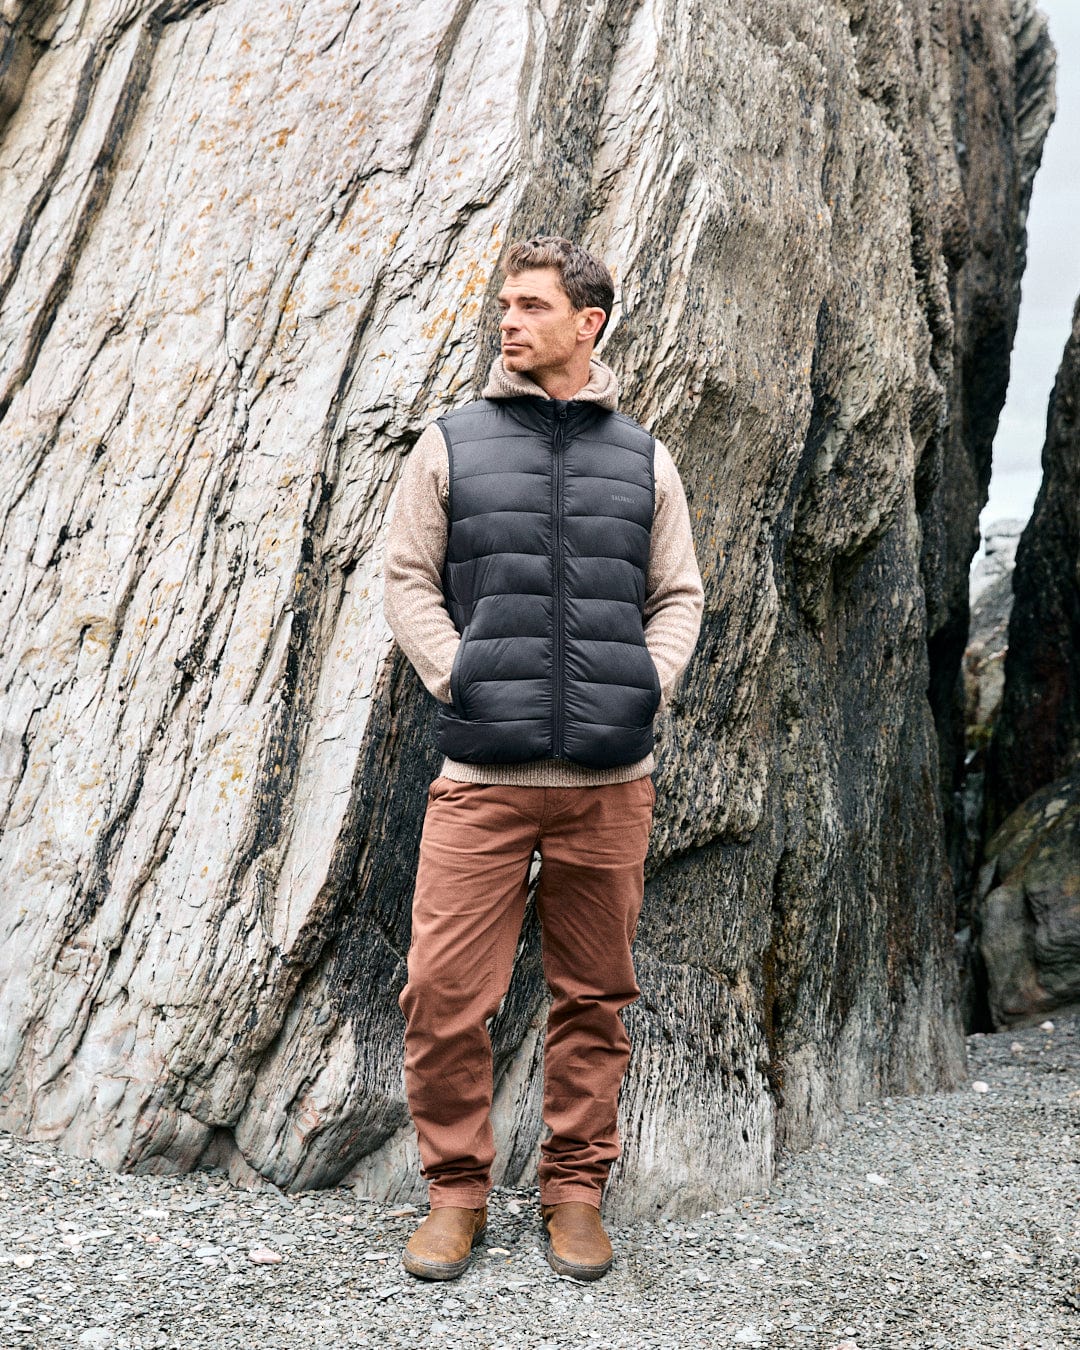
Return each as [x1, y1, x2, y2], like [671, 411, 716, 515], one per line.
[398, 778, 540, 1208]
[533, 777, 655, 1207]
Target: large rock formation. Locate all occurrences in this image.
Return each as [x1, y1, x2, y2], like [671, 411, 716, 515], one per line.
[985, 297, 1080, 836]
[965, 528, 1018, 761]
[976, 774, 1080, 1028]
[957, 520, 1021, 1028]
[972, 297, 1080, 1031]
[0, 0, 1053, 1215]
[925, 0, 1055, 918]
[969, 517, 1024, 605]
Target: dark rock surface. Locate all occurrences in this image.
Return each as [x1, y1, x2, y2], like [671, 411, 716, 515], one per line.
[976, 773, 1080, 1027]
[985, 296, 1080, 837]
[957, 545, 1016, 1032]
[0, 0, 1056, 1215]
[925, 0, 1055, 924]
[974, 294, 1080, 1029]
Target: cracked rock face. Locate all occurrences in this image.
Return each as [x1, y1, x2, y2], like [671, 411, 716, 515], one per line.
[0, 0, 1053, 1215]
[976, 293, 1080, 1030]
[986, 297, 1080, 839]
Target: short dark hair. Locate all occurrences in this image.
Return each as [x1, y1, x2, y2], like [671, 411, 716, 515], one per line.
[503, 236, 615, 340]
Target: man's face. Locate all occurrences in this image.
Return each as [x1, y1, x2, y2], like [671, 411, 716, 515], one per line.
[496, 267, 601, 377]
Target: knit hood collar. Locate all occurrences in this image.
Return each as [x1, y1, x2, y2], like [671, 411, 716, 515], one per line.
[481, 355, 619, 410]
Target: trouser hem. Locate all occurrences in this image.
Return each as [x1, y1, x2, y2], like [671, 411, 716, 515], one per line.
[539, 1184, 603, 1208]
[427, 1186, 490, 1210]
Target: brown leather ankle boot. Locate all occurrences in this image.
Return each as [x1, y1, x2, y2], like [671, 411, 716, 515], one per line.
[541, 1201, 613, 1280]
[401, 1205, 487, 1280]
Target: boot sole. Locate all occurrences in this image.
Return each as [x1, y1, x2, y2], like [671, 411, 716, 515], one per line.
[544, 1239, 612, 1282]
[401, 1226, 486, 1281]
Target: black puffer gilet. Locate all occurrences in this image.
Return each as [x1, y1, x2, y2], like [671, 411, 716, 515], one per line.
[436, 395, 658, 768]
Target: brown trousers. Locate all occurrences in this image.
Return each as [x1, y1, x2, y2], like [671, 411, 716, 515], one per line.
[398, 775, 654, 1209]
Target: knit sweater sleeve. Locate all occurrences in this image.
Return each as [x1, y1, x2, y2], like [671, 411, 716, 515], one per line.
[644, 439, 704, 712]
[383, 422, 458, 704]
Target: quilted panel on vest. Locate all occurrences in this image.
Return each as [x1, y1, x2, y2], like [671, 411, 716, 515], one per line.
[435, 398, 658, 768]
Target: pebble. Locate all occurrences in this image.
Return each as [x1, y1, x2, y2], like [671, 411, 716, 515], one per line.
[733, 1325, 772, 1344]
[971, 1079, 990, 1092]
[0, 1018, 1076, 1348]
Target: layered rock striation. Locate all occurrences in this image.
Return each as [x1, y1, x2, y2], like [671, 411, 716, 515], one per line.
[0, 0, 1054, 1214]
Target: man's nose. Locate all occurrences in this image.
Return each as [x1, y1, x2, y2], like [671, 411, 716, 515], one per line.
[500, 309, 517, 332]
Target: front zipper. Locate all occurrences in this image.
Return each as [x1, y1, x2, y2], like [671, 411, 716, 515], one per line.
[551, 401, 568, 758]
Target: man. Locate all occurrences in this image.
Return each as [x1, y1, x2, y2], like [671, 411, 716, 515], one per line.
[383, 236, 703, 1282]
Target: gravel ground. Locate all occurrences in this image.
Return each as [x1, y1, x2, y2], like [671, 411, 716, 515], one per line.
[1, 1017, 1078, 1350]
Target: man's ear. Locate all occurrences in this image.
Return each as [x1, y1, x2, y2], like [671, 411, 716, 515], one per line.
[577, 306, 607, 343]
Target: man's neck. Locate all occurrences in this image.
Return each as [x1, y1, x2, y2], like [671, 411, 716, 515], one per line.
[533, 373, 586, 400]
[525, 353, 595, 401]
[484, 353, 619, 413]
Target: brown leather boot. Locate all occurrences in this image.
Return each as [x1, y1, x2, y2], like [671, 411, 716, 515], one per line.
[401, 1205, 487, 1280]
[541, 1201, 613, 1280]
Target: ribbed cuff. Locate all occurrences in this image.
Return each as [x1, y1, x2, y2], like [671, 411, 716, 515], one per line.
[439, 754, 655, 787]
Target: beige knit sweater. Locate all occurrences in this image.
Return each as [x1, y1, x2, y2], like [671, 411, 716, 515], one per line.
[383, 356, 704, 786]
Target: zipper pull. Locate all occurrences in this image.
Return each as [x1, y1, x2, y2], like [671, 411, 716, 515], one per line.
[553, 399, 567, 448]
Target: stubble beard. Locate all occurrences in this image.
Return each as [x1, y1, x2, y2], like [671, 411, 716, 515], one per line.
[501, 346, 534, 374]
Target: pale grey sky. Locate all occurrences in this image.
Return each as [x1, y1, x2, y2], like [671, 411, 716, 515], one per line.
[978, 1, 1080, 549]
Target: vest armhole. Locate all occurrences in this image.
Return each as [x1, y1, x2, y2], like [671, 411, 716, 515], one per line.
[435, 417, 455, 521]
